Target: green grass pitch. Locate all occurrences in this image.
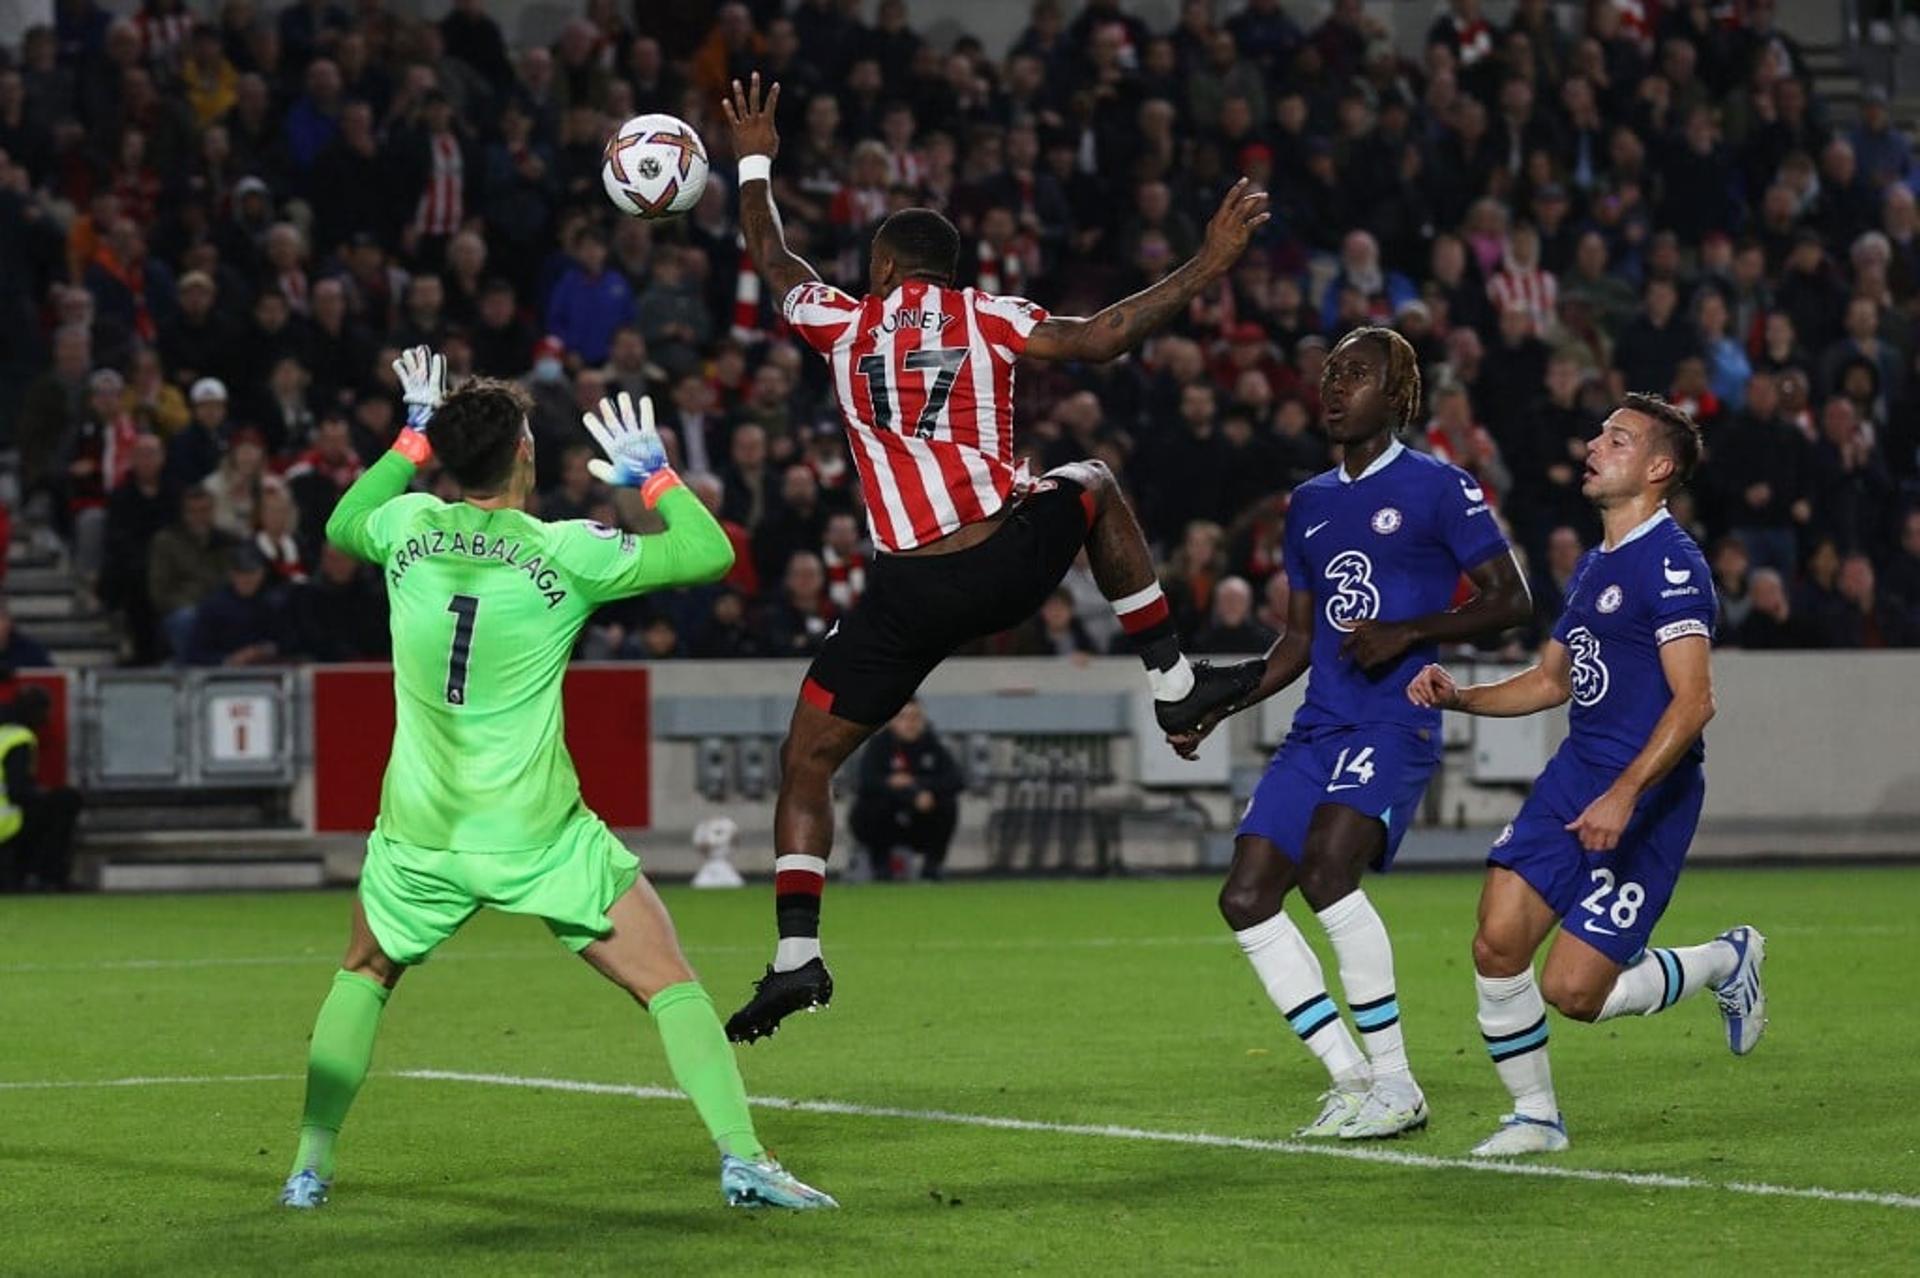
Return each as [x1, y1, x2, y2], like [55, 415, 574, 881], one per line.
[3, 867, 1917, 1275]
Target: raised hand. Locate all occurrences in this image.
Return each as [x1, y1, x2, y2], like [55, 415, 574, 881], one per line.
[1198, 177, 1272, 274]
[391, 345, 446, 431]
[582, 391, 670, 488]
[722, 71, 782, 160]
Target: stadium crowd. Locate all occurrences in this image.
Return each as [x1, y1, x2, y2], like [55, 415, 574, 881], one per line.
[3, 0, 1919, 669]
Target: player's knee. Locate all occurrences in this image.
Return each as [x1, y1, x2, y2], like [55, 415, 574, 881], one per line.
[1472, 930, 1530, 978]
[1295, 850, 1357, 912]
[1540, 970, 1606, 1022]
[1218, 877, 1280, 930]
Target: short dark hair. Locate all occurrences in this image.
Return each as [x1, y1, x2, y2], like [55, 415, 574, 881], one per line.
[874, 209, 960, 283]
[430, 378, 533, 493]
[1621, 391, 1702, 486]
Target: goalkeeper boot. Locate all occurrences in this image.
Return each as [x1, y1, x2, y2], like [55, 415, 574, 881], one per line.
[1154, 659, 1265, 735]
[721, 1154, 839, 1210]
[279, 1169, 330, 1209]
[726, 958, 834, 1044]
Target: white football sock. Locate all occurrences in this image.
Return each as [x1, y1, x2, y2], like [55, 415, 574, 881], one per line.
[1235, 911, 1369, 1088]
[774, 937, 822, 971]
[1146, 655, 1195, 703]
[1316, 890, 1410, 1081]
[1596, 940, 1737, 1020]
[1476, 969, 1558, 1122]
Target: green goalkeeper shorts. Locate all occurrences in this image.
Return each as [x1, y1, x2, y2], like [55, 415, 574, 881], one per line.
[357, 809, 641, 966]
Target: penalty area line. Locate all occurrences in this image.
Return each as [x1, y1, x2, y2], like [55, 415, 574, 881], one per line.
[3, 1068, 1915, 1213]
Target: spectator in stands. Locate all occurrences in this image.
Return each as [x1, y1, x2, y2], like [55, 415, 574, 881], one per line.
[0, 599, 54, 673]
[1811, 398, 1894, 554]
[1735, 568, 1811, 649]
[1530, 525, 1584, 638]
[851, 699, 962, 882]
[185, 543, 286, 667]
[1161, 519, 1226, 643]
[202, 426, 269, 538]
[547, 224, 634, 367]
[122, 345, 189, 437]
[1712, 536, 1754, 638]
[1824, 553, 1914, 648]
[720, 422, 778, 531]
[765, 551, 832, 658]
[1615, 278, 1698, 396]
[289, 543, 389, 661]
[753, 464, 826, 588]
[691, 588, 761, 658]
[1720, 371, 1810, 575]
[1885, 509, 1920, 622]
[63, 368, 139, 593]
[283, 414, 364, 552]
[16, 325, 91, 507]
[540, 444, 606, 523]
[254, 482, 307, 585]
[168, 377, 228, 489]
[102, 432, 173, 664]
[0, 687, 80, 892]
[149, 486, 237, 659]
[1192, 576, 1277, 654]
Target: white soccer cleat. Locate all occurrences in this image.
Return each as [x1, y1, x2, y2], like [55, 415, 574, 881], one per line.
[1469, 1112, 1570, 1157]
[1712, 925, 1768, 1056]
[1295, 1083, 1369, 1138]
[1338, 1077, 1429, 1140]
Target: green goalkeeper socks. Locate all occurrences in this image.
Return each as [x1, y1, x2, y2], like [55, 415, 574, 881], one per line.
[291, 969, 392, 1179]
[650, 981, 765, 1161]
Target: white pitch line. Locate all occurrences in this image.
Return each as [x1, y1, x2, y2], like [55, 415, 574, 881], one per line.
[0, 922, 1896, 976]
[3, 1068, 1914, 1213]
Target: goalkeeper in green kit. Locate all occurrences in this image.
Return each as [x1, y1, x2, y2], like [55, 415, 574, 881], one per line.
[279, 347, 834, 1211]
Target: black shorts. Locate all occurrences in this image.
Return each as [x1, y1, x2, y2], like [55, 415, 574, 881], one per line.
[802, 477, 1096, 725]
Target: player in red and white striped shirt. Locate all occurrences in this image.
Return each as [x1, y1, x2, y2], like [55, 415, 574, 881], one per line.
[719, 74, 1272, 1042]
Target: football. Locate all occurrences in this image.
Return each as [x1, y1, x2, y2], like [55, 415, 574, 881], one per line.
[601, 113, 710, 219]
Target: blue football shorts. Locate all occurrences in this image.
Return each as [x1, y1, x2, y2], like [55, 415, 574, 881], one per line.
[1486, 751, 1706, 965]
[1237, 724, 1442, 871]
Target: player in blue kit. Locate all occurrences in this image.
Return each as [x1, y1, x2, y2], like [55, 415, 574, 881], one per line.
[1408, 393, 1768, 1156]
[1170, 327, 1532, 1140]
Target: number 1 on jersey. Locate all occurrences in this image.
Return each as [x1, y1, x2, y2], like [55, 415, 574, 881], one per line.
[445, 594, 479, 705]
[857, 347, 969, 440]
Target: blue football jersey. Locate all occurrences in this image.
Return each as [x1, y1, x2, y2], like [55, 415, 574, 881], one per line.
[1285, 441, 1511, 733]
[1550, 509, 1716, 775]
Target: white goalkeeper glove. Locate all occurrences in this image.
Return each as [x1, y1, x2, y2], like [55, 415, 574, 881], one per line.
[582, 391, 672, 489]
[392, 345, 446, 431]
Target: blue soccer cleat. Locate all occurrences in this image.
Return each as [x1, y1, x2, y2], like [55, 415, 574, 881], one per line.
[721, 1154, 839, 1210]
[279, 1169, 330, 1209]
[1712, 924, 1768, 1055]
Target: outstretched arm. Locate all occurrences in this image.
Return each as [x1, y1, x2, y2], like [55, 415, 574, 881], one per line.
[1024, 179, 1270, 364]
[722, 73, 820, 305]
[326, 346, 442, 561]
[1407, 640, 1574, 718]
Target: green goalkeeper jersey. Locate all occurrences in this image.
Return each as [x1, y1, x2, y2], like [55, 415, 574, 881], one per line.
[326, 450, 733, 852]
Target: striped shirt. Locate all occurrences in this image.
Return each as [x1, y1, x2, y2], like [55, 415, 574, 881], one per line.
[784, 279, 1049, 552]
[1488, 264, 1558, 334]
[414, 132, 465, 237]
